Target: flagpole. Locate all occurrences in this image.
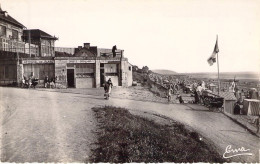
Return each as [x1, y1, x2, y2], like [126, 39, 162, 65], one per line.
[217, 52, 220, 95]
[208, 35, 220, 94]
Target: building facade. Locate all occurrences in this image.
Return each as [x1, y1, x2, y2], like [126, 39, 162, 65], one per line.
[54, 43, 132, 88]
[0, 6, 25, 85]
[0, 7, 133, 88]
[23, 29, 57, 57]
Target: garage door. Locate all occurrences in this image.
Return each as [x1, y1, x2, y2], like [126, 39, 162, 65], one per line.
[76, 78, 94, 88]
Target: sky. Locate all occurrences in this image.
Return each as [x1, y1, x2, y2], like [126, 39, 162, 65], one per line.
[1, 0, 260, 73]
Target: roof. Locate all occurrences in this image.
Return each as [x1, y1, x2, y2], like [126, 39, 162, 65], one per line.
[55, 51, 74, 57]
[23, 29, 58, 40]
[0, 8, 25, 28]
[213, 92, 237, 101]
[209, 83, 217, 87]
[74, 47, 96, 57]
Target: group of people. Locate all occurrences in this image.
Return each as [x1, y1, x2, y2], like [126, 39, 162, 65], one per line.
[166, 83, 184, 103]
[21, 75, 38, 88]
[21, 75, 57, 89]
[192, 82, 206, 104]
[166, 80, 207, 104]
[44, 76, 57, 88]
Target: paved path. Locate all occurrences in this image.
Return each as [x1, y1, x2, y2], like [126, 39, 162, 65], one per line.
[0, 87, 259, 162]
[104, 96, 260, 163]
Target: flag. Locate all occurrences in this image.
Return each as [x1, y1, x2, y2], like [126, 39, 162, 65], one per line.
[207, 36, 219, 66]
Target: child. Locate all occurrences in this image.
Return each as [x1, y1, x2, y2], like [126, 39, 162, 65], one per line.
[177, 94, 184, 104]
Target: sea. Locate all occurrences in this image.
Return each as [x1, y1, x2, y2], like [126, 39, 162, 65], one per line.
[184, 72, 259, 81]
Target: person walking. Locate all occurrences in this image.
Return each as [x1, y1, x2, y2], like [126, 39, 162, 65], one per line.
[107, 78, 113, 95]
[104, 78, 113, 99]
[103, 81, 109, 99]
[196, 83, 203, 104]
[167, 86, 173, 102]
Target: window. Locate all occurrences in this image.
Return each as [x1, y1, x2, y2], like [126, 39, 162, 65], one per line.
[76, 64, 94, 73]
[0, 25, 7, 37]
[4, 66, 9, 78]
[104, 64, 117, 73]
[41, 45, 52, 57]
[12, 29, 18, 39]
[0, 65, 4, 79]
[129, 66, 131, 71]
[3, 65, 16, 79]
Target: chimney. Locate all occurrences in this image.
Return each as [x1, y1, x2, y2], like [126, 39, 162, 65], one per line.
[84, 43, 90, 49]
[4, 11, 8, 17]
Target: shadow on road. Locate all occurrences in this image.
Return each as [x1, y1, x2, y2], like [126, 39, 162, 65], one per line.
[73, 95, 105, 101]
[219, 129, 248, 134]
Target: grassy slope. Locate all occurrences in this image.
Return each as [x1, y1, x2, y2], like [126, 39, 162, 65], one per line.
[90, 106, 226, 163]
[133, 71, 146, 83]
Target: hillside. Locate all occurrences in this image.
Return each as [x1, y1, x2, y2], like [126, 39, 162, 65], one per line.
[152, 69, 177, 75]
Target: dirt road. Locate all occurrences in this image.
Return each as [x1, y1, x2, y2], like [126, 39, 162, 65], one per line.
[0, 87, 97, 162]
[0, 87, 259, 162]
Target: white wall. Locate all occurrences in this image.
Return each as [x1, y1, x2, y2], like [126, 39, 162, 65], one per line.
[105, 76, 118, 86]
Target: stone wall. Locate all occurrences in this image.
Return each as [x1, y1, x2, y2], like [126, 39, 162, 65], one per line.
[148, 79, 168, 98]
[55, 60, 67, 88]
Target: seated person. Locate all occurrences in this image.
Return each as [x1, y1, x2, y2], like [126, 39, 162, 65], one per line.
[49, 78, 55, 89]
[31, 77, 39, 88]
[28, 76, 32, 88]
[234, 101, 241, 115]
[21, 76, 26, 87]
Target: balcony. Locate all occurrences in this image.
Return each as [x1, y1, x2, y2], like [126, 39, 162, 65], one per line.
[0, 36, 39, 56]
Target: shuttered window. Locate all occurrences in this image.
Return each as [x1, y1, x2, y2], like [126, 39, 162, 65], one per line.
[0, 65, 16, 80]
[0, 65, 4, 79]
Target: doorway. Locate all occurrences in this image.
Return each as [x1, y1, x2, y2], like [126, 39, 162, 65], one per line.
[100, 63, 105, 86]
[67, 69, 75, 87]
